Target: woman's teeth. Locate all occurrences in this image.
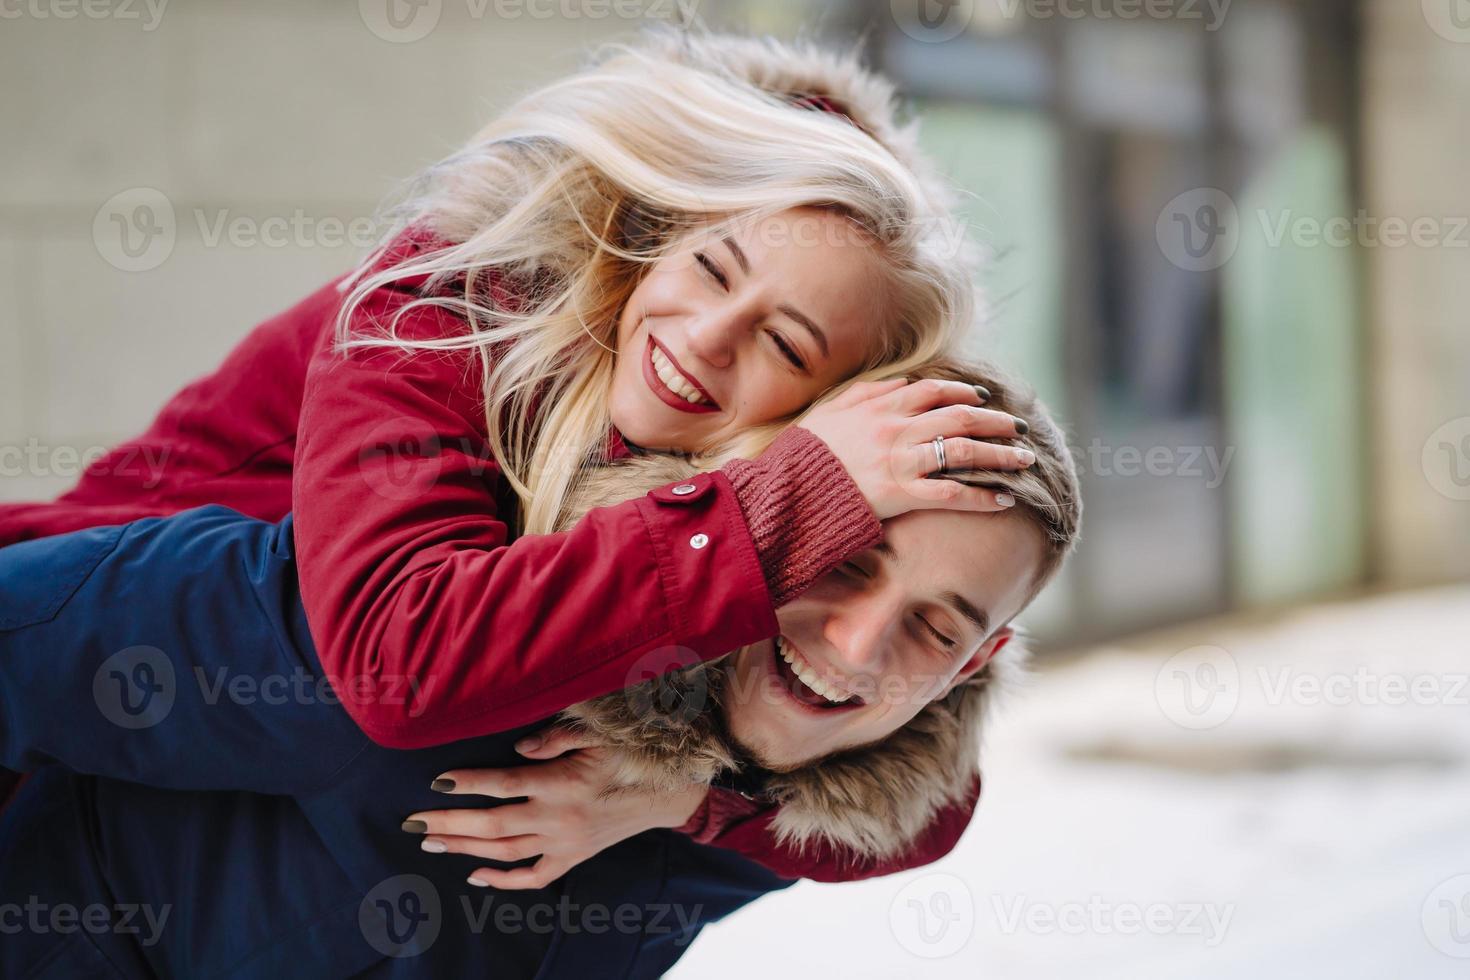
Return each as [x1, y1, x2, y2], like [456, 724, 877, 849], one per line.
[776, 635, 852, 704]
[651, 346, 711, 405]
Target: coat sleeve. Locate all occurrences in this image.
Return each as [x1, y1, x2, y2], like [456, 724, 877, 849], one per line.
[674, 775, 982, 883]
[0, 507, 372, 796]
[291, 274, 881, 750]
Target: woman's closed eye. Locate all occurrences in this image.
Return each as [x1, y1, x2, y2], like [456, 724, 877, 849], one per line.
[767, 329, 807, 371]
[694, 250, 807, 371]
[694, 251, 727, 288]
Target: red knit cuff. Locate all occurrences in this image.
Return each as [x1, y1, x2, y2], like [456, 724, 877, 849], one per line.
[673, 787, 766, 844]
[722, 426, 883, 607]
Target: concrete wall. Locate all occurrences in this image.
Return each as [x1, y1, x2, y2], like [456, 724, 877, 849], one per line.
[0, 0, 658, 500]
[3, 0, 1467, 599]
[1360, 0, 1470, 585]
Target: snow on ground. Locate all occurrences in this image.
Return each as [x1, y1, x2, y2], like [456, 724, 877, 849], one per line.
[669, 585, 1470, 979]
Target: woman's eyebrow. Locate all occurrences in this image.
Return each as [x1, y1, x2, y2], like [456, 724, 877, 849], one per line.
[720, 235, 750, 274]
[721, 235, 830, 360]
[777, 304, 830, 360]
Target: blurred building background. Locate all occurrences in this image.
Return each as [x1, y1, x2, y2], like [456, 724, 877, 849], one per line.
[1, 0, 1467, 976]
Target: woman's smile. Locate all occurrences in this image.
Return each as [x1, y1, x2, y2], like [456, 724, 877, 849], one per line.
[642, 335, 720, 413]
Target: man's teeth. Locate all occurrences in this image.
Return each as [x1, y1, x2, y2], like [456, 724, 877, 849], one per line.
[776, 636, 852, 704]
[651, 346, 710, 405]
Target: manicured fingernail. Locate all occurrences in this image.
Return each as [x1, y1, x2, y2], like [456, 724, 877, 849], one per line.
[401, 819, 428, 834]
[421, 838, 447, 854]
[1014, 418, 1030, 435]
[514, 736, 541, 753]
[1016, 449, 1036, 467]
[467, 875, 491, 887]
[996, 493, 1016, 508]
[431, 778, 456, 793]
[973, 384, 991, 402]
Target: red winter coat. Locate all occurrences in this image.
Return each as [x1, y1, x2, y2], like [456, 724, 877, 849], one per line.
[0, 226, 980, 882]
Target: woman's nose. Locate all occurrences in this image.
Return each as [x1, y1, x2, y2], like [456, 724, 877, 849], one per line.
[682, 309, 740, 369]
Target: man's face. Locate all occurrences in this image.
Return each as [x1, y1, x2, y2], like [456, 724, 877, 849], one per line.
[721, 508, 1046, 771]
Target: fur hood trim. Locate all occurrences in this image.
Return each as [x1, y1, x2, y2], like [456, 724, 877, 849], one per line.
[560, 647, 1024, 861]
[556, 454, 1026, 861]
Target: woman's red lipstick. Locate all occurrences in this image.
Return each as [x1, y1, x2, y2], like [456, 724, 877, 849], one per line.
[642, 336, 719, 414]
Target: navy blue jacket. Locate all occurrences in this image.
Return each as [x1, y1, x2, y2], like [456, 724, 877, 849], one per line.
[0, 506, 791, 977]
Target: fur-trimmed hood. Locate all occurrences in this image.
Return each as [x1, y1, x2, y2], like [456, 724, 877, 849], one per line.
[629, 25, 967, 218]
[553, 452, 1026, 861]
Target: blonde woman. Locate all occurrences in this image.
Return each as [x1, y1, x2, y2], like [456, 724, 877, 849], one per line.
[0, 28, 1032, 882]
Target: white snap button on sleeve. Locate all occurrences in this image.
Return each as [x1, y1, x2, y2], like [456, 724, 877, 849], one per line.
[689, 533, 709, 549]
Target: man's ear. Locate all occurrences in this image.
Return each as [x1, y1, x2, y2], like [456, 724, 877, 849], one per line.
[942, 626, 1014, 696]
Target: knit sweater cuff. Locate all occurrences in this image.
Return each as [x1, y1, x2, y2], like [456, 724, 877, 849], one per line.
[723, 425, 883, 608]
[673, 787, 765, 844]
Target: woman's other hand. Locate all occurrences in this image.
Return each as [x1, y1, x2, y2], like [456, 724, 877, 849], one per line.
[403, 726, 707, 890]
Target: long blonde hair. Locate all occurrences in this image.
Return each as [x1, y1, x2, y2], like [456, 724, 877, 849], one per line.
[336, 25, 982, 535]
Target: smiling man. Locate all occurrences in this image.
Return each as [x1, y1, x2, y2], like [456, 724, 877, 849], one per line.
[728, 503, 1045, 765]
[0, 360, 1079, 978]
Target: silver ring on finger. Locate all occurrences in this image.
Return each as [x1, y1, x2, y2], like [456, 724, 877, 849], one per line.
[931, 434, 947, 475]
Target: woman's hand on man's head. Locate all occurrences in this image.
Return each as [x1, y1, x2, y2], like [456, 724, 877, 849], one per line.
[797, 377, 1035, 521]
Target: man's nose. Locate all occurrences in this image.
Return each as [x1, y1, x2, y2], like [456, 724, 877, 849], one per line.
[821, 603, 891, 677]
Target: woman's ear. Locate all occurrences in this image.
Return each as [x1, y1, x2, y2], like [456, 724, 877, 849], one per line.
[943, 627, 1014, 695]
